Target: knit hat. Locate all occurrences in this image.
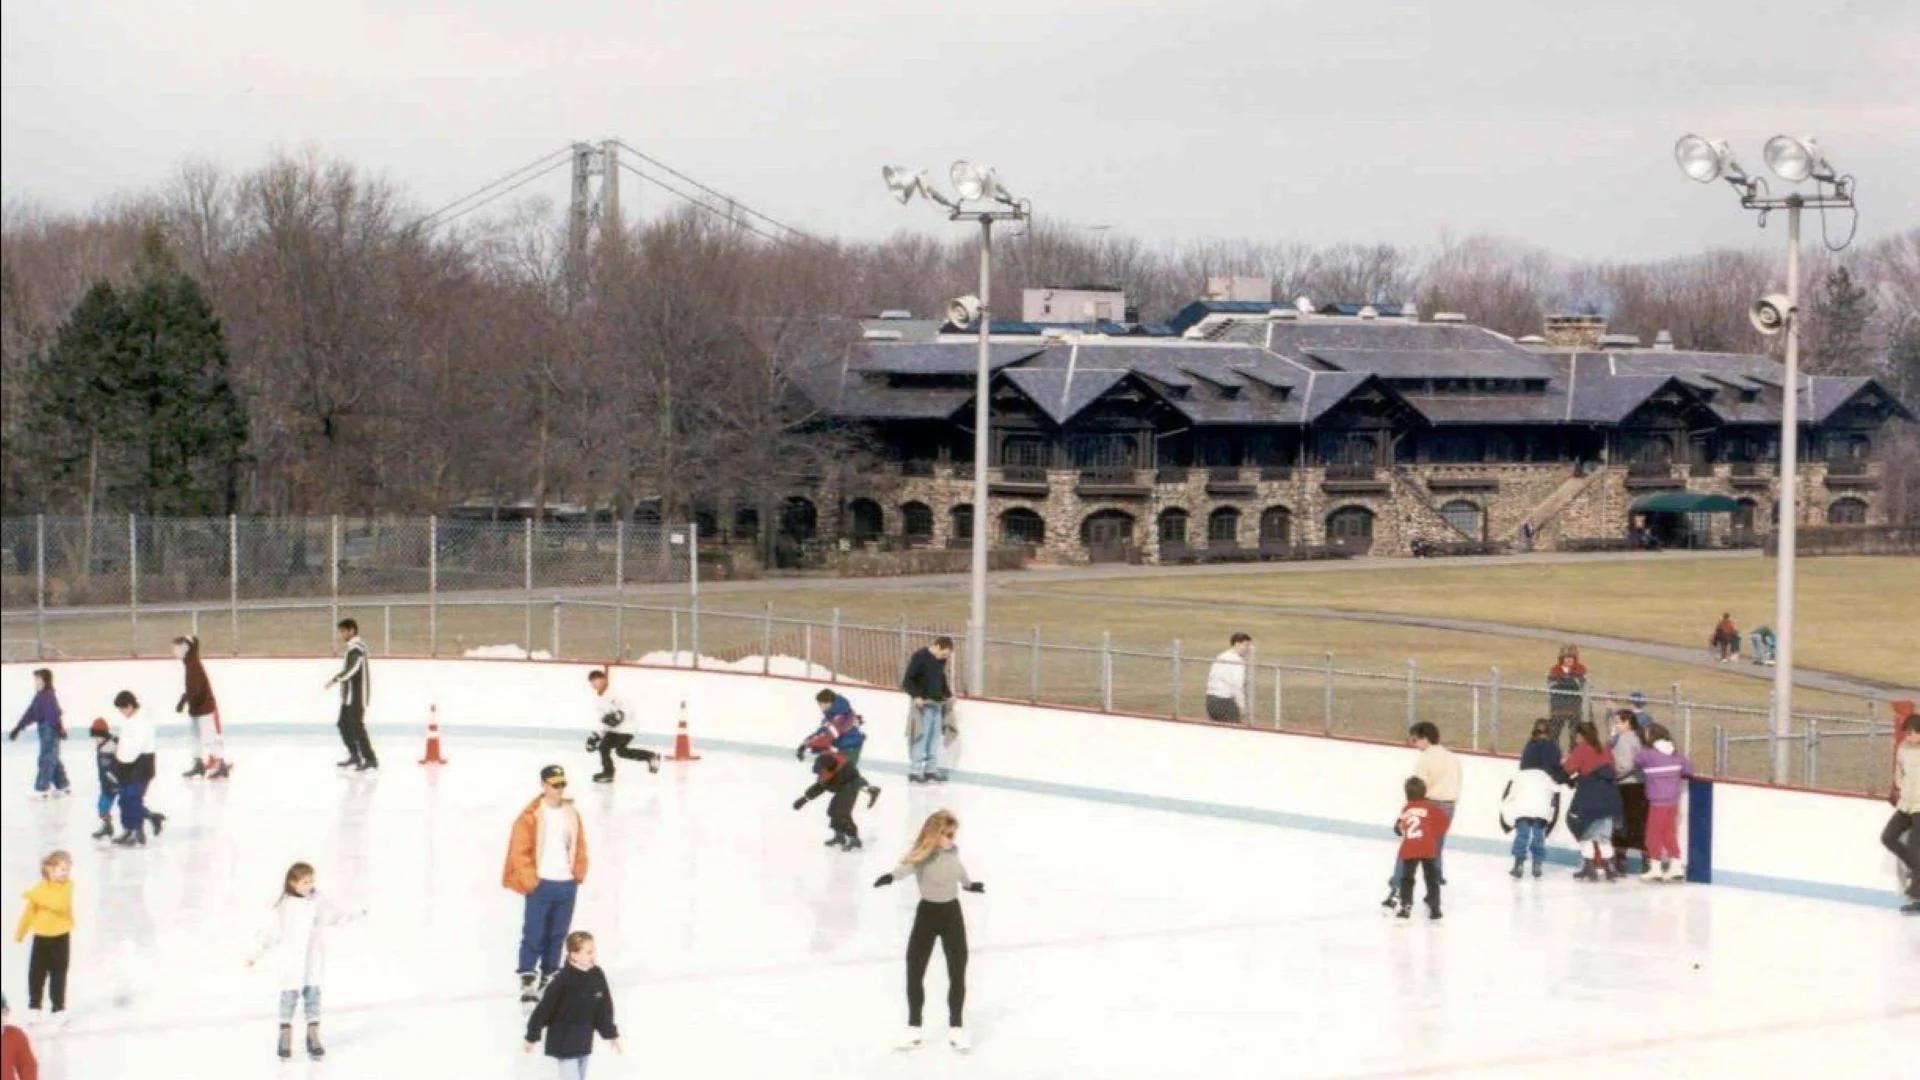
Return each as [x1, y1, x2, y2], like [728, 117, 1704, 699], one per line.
[90, 718, 110, 737]
[1629, 690, 1647, 707]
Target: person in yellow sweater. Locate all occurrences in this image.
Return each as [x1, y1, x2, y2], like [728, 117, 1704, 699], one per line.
[13, 851, 72, 1026]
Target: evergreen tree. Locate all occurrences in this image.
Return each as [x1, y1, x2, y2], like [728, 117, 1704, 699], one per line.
[22, 281, 131, 512]
[1806, 264, 1873, 375]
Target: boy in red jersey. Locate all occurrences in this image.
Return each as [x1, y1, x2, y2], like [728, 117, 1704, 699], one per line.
[1392, 777, 1450, 921]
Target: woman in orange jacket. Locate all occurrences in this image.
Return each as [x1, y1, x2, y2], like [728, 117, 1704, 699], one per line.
[503, 765, 590, 1004]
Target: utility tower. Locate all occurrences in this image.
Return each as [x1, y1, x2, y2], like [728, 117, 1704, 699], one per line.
[565, 140, 626, 305]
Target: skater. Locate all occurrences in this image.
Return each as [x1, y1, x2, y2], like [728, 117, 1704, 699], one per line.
[523, 931, 624, 1079]
[108, 692, 166, 847]
[1499, 721, 1563, 879]
[173, 635, 230, 780]
[87, 720, 119, 842]
[901, 637, 954, 784]
[504, 766, 590, 1003]
[1562, 721, 1622, 881]
[792, 748, 881, 851]
[873, 810, 985, 1052]
[1633, 723, 1695, 881]
[13, 852, 72, 1026]
[1611, 710, 1648, 875]
[323, 618, 377, 771]
[7, 669, 68, 798]
[584, 670, 658, 783]
[1392, 777, 1449, 920]
[1886, 713, 1920, 914]
[1204, 633, 1253, 724]
[1381, 722, 1460, 907]
[799, 689, 868, 768]
[246, 861, 366, 1062]
[1, 997, 36, 1080]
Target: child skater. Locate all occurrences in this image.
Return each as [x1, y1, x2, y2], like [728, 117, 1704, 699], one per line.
[1562, 720, 1622, 881]
[7, 669, 68, 799]
[584, 669, 658, 783]
[87, 720, 118, 842]
[873, 809, 986, 1052]
[797, 690, 880, 801]
[1633, 722, 1696, 882]
[246, 861, 365, 1062]
[793, 749, 880, 851]
[1499, 721, 1563, 879]
[13, 852, 73, 1028]
[108, 692, 166, 847]
[1392, 777, 1449, 920]
[173, 635, 230, 780]
[1, 997, 37, 1080]
[523, 930, 623, 1080]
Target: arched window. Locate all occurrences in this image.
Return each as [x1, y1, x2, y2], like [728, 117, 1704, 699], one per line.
[1439, 500, 1484, 539]
[1001, 507, 1046, 545]
[1732, 499, 1758, 533]
[1259, 506, 1292, 545]
[1157, 508, 1189, 544]
[901, 502, 933, 541]
[1000, 434, 1051, 467]
[732, 507, 760, 540]
[949, 504, 973, 546]
[779, 497, 817, 541]
[1080, 510, 1136, 561]
[694, 509, 719, 540]
[1826, 497, 1868, 525]
[846, 498, 884, 542]
[1326, 505, 1375, 552]
[1207, 507, 1241, 545]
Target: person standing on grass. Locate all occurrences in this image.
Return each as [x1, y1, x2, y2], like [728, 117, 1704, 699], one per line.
[323, 619, 377, 772]
[1610, 710, 1648, 876]
[1205, 633, 1253, 724]
[1710, 613, 1738, 663]
[7, 670, 68, 799]
[1381, 722, 1460, 908]
[174, 635, 231, 780]
[504, 765, 590, 1004]
[901, 637, 955, 784]
[1886, 713, 1920, 915]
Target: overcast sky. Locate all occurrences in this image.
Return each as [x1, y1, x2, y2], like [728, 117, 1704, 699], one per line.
[3, 0, 1915, 262]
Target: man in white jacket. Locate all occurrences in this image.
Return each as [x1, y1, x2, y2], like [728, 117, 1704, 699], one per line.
[585, 669, 658, 783]
[1205, 633, 1252, 724]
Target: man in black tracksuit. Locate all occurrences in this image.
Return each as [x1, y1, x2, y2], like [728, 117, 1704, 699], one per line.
[323, 618, 377, 771]
[793, 750, 880, 851]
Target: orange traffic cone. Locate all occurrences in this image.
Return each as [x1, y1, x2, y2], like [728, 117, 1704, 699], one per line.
[669, 700, 700, 762]
[418, 705, 449, 765]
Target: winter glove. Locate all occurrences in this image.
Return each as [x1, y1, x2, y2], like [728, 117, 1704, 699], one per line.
[5, 730, 14, 742]
[795, 744, 806, 761]
[585, 733, 601, 753]
[964, 882, 985, 894]
[602, 710, 623, 729]
[872, 874, 894, 888]
[792, 797, 807, 811]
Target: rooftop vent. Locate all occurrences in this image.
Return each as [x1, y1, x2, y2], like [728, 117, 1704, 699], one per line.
[1433, 312, 1469, 324]
[1402, 303, 1419, 322]
[1516, 334, 1547, 345]
[1358, 305, 1378, 320]
[1653, 329, 1675, 352]
[862, 329, 904, 340]
[1598, 333, 1643, 349]
[875, 309, 913, 320]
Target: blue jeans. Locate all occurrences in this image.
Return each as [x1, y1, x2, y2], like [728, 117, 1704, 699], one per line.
[119, 776, 149, 830]
[278, 985, 321, 1022]
[555, 1057, 590, 1080]
[910, 704, 944, 777]
[1510, 818, 1547, 868]
[35, 734, 70, 793]
[518, 879, 579, 976]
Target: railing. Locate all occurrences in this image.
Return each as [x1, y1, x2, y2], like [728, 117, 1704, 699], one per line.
[1627, 460, 1674, 477]
[4, 592, 1896, 793]
[999, 465, 1049, 485]
[1154, 466, 1190, 484]
[1323, 463, 1378, 480]
[1822, 458, 1868, 476]
[1259, 466, 1294, 482]
[1078, 465, 1144, 484]
[901, 459, 936, 478]
[1689, 461, 1716, 477]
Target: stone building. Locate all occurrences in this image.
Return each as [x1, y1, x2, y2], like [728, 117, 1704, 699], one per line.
[769, 301, 1910, 563]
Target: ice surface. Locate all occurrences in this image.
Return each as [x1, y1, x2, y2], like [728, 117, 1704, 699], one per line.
[2, 734, 1913, 1080]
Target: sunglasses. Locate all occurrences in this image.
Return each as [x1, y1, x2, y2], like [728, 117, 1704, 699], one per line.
[545, 779, 567, 789]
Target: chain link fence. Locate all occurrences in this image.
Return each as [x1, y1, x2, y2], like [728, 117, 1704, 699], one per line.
[1, 515, 1900, 793]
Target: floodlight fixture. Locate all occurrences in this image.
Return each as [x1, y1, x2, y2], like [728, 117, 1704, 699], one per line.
[881, 165, 924, 205]
[1763, 135, 1835, 183]
[1674, 134, 1746, 186]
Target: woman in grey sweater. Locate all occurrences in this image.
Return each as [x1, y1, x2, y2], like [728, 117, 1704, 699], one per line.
[1610, 709, 1648, 875]
[874, 809, 985, 1053]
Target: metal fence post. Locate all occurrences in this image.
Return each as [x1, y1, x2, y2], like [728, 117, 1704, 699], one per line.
[228, 514, 239, 657]
[128, 513, 139, 656]
[34, 514, 45, 659]
[763, 603, 774, 676]
[1272, 664, 1282, 728]
[1766, 689, 1779, 784]
[523, 518, 534, 657]
[428, 515, 439, 657]
[1471, 686, 1481, 750]
[829, 607, 841, 682]
[1171, 639, 1181, 718]
[1683, 703, 1694, 758]
[898, 616, 909, 673]
[1804, 717, 1819, 788]
[191, 607, 200, 641]
[670, 609, 680, 662]
[1101, 630, 1113, 713]
[383, 604, 392, 656]
[329, 515, 341, 654]
[1713, 725, 1726, 776]
[1489, 666, 1501, 750]
[1404, 658, 1417, 728]
[1322, 651, 1335, 735]
[614, 520, 626, 660]
[551, 599, 562, 659]
[804, 620, 814, 675]
[688, 522, 700, 670]
[1029, 626, 1040, 704]
[1246, 645, 1258, 724]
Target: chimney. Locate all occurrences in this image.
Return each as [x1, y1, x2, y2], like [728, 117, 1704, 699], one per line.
[1206, 276, 1272, 303]
[1543, 313, 1608, 349]
[1653, 329, 1675, 351]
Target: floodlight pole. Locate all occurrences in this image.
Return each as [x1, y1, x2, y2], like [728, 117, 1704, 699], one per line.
[968, 216, 993, 695]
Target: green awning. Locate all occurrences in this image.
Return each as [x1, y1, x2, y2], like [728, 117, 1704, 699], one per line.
[1632, 492, 1743, 514]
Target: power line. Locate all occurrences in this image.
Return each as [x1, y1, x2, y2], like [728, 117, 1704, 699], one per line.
[612, 139, 819, 245]
[416, 145, 575, 230]
[420, 155, 575, 231]
[613, 159, 811, 249]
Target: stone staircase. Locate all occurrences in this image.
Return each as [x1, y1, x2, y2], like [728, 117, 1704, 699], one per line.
[1502, 466, 1610, 545]
[1389, 466, 1477, 541]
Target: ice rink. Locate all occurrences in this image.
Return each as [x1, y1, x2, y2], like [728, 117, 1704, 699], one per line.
[2, 731, 1914, 1080]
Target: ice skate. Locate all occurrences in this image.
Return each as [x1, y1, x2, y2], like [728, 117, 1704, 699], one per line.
[336, 757, 361, 770]
[305, 1022, 325, 1060]
[646, 756, 660, 774]
[948, 1027, 972, 1052]
[895, 1026, 924, 1050]
[1639, 864, 1661, 882]
[518, 972, 539, 1003]
[355, 760, 379, 772]
[538, 972, 554, 995]
[1508, 858, 1523, 879]
[1428, 907, 1443, 921]
[112, 825, 147, 847]
[91, 817, 114, 841]
[592, 771, 614, 784]
[1530, 862, 1543, 878]
[149, 812, 166, 835]
[1394, 904, 1411, 920]
[866, 785, 882, 808]
[1602, 864, 1619, 882]
[929, 770, 950, 783]
[823, 833, 846, 849]
[208, 760, 231, 780]
[1663, 862, 1686, 882]
[278, 1024, 293, 1061]
[1571, 861, 1597, 881]
[1901, 900, 1920, 915]
[842, 835, 864, 852]
[182, 758, 207, 779]
[908, 774, 929, 785]
[1379, 887, 1399, 910]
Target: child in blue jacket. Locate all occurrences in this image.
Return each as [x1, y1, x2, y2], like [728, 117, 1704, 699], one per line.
[87, 718, 119, 840]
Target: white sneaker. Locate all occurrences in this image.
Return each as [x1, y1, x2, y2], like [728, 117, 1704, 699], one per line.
[895, 1027, 924, 1050]
[948, 1028, 972, 1052]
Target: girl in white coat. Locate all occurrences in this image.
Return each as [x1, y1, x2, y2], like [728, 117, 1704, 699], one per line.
[246, 862, 364, 1061]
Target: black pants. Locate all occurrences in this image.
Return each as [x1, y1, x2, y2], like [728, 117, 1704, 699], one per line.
[337, 704, 377, 765]
[1205, 696, 1242, 724]
[1615, 784, 1649, 858]
[906, 900, 967, 1027]
[827, 784, 860, 840]
[597, 731, 657, 777]
[1883, 810, 1918, 899]
[1397, 858, 1440, 914]
[28, 933, 69, 1011]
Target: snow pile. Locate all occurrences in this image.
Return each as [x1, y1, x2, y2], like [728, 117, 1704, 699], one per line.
[462, 644, 554, 661]
[634, 651, 859, 683]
